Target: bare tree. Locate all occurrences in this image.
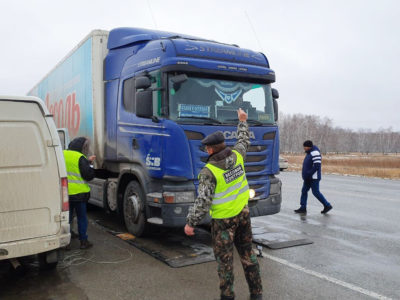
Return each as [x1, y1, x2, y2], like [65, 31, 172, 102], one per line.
[279, 112, 400, 154]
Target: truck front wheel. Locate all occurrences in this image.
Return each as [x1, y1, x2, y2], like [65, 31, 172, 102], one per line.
[122, 181, 149, 237]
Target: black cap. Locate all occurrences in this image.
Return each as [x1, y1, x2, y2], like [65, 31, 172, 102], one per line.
[303, 140, 313, 147]
[201, 131, 225, 146]
[68, 137, 87, 152]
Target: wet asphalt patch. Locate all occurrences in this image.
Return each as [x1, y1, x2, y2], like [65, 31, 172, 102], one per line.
[0, 255, 87, 300]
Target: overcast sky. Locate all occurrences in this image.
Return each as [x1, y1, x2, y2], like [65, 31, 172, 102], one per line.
[1, 0, 399, 131]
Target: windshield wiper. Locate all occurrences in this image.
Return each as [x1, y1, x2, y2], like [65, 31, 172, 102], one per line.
[177, 116, 222, 124]
[225, 118, 264, 126]
[247, 119, 263, 126]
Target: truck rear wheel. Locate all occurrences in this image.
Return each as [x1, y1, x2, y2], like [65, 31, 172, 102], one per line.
[122, 181, 149, 237]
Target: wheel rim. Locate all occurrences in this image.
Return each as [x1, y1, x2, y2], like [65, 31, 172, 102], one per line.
[124, 186, 143, 226]
[128, 194, 140, 223]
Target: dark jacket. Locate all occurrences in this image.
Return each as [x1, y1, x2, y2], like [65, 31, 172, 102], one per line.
[68, 137, 95, 202]
[302, 145, 322, 180]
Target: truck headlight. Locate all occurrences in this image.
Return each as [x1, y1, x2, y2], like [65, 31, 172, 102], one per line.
[163, 191, 195, 203]
[249, 189, 256, 199]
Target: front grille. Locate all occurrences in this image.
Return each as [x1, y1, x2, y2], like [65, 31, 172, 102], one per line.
[248, 145, 267, 152]
[246, 175, 264, 181]
[249, 184, 263, 190]
[263, 132, 276, 140]
[246, 155, 266, 162]
[197, 143, 269, 177]
[245, 165, 265, 172]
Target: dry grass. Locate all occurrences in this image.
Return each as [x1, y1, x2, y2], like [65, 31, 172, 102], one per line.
[283, 153, 400, 179]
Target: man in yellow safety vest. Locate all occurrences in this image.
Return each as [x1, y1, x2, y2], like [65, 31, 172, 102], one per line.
[64, 137, 95, 249]
[185, 108, 263, 300]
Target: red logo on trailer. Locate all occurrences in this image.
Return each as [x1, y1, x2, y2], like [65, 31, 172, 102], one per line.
[45, 93, 81, 137]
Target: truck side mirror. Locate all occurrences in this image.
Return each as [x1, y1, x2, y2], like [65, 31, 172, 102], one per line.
[272, 88, 279, 122]
[272, 88, 279, 99]
[135, 76, 152, 90]
[136, 90, 153, 118]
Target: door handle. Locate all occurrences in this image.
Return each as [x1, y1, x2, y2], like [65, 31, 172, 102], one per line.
[132, 138, 139, 150]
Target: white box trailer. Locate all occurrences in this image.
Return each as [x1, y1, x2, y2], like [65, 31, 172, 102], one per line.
[28, 30, 109, 166]
[0, 96, 70, 269]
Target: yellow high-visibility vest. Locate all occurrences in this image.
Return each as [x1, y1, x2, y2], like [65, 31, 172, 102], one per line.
[63, 150, 90, 195]
[204, 150, 249, 219]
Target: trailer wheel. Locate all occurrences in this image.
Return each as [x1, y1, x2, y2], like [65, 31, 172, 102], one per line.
[123, 180, 149, 237]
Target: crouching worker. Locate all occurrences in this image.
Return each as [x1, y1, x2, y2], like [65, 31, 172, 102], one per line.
[184, 108, 263, 300]
[64, 137, 95, 249]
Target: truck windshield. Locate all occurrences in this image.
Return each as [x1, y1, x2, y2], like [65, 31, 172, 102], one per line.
[168, 75, 275, 125]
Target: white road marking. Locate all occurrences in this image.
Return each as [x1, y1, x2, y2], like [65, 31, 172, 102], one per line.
[262, 251, 392, 300]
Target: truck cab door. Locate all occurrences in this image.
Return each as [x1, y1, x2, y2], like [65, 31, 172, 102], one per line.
[117, 73, 164, 177]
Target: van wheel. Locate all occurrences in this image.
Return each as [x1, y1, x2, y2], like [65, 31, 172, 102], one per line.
[38, 251, 58, 270]
[123, 181, 149, 237]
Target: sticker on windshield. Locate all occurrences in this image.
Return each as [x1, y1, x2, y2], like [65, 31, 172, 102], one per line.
[215, 88, 242, 104]
[258, 114, 272, 121]
[178, 104, 210, 118]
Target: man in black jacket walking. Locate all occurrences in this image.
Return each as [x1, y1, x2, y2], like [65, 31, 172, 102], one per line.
[64, 137, 95, 249]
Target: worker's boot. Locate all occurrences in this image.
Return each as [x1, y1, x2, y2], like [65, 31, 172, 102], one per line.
[294, 207, 307, 214]
[321, 205, 333, 214]
[80, 240, 93, 249]
[250, 294, 263, 300]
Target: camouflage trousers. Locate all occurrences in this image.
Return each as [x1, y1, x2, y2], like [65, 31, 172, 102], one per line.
[211, 206, 263, 298]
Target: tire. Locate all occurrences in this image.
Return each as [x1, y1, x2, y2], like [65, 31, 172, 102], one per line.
[122, 181, 149, 237]
[38, 251, 58, 270]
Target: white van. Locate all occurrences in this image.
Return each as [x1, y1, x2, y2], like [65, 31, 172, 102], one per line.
[0, 96, 70, 269]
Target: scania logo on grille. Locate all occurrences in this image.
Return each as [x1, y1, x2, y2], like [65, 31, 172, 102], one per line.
[223, 131, 255, 139]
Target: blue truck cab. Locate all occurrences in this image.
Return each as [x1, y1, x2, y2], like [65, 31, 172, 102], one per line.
[29, 28, 282, 236]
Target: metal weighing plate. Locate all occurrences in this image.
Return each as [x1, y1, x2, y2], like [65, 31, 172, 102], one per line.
[252, 220, 313, 249]
[89, 210, 215, 268]
[90, 210, 313, 268]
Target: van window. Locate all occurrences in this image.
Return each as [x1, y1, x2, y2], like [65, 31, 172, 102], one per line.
[0, 122, 45, 168]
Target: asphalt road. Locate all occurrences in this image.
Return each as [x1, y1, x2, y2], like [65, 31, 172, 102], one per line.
[1, 172, 399, 300]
